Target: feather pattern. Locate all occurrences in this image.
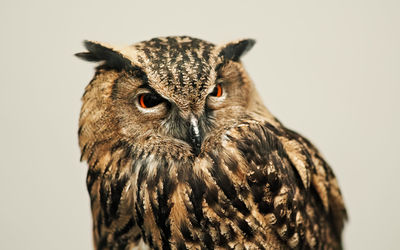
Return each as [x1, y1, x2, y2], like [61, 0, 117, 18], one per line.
[77, 36, 347, 250]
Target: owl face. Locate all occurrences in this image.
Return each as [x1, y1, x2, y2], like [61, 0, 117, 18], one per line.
[77, 36, 264, 156]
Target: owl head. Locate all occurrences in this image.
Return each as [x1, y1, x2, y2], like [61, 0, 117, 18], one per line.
[77, 36, 274, 159]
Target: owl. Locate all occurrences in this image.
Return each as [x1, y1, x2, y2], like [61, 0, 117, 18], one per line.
[76, 36, 347, 250]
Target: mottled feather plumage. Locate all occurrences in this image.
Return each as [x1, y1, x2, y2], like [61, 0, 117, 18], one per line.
[77, 36, 347, 250]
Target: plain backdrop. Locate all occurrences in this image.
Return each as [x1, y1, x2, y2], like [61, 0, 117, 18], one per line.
[1, 0, 399, 249]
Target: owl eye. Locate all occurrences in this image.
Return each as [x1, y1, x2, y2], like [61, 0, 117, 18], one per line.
[209, 84, 223, 97]
[138, 93, 164, 108]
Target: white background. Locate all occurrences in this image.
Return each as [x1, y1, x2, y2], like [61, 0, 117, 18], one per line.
[1, 0, 399, 249]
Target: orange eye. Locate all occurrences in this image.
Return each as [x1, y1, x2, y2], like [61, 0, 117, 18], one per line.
[210, 84, 223, 97]
[138, 93, 164, 108]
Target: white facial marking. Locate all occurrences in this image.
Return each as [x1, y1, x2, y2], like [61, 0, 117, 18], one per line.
[190, 116, 200, 136]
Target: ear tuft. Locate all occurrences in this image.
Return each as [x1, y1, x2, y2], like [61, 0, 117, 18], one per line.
[218, 39, 256, 62]
[75, 40, 133, 71]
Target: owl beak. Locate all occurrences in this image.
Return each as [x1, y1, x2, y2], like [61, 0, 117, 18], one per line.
[189, 115, 202, 156]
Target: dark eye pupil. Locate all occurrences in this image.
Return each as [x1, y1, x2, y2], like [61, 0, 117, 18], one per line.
[143, 93, 163, 107]
[210, 85, 219, 96]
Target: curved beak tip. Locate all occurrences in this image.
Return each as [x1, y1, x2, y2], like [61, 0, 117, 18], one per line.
[189, 116, 202, 156]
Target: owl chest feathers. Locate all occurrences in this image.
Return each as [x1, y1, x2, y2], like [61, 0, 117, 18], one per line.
[85, 121, 344, 249]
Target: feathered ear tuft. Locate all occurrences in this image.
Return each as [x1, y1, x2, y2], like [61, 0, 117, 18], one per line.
[218, 39, 256, 62]
[75, 40, 133, 71]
